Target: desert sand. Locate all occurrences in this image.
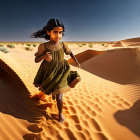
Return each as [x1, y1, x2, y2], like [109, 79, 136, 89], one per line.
[0, 38, 140, 140]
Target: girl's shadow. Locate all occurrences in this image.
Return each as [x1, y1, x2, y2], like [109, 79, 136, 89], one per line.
[114, 99, 140, 137]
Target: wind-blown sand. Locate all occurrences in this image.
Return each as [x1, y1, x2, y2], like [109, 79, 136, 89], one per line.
[0, 38, 140, 140]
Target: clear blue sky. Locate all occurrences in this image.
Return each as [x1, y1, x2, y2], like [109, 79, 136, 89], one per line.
[0, 0, 140, 42]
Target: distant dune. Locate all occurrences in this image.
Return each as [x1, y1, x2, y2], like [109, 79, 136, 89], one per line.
[121, 37, 140, 46]
[111, 41, 124, 47]
[121, 37, 140, 42]
[106, 37, 140, 47]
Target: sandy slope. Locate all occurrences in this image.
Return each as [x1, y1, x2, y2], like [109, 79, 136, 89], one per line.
[0, 39, 140, 140]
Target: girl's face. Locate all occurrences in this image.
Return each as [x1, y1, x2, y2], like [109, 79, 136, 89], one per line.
[47, 27, 63, 43]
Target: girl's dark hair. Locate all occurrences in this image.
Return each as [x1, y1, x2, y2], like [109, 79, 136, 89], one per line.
[31, 18, 65, 40]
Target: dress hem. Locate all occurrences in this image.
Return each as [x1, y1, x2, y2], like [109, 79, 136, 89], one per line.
[39, 85, 71, 95]
[36, 77, 81, 95]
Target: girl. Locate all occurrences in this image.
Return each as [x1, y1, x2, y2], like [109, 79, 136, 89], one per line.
[31, 18, 81, 124]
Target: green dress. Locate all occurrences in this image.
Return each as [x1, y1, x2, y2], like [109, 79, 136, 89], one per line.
[33, 41, 81, 95]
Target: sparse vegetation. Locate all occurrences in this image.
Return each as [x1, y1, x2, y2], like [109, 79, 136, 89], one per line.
[0, 45, 4, 47]
[79, 45, 83, 47]
[0, 47, 9, 53]
[25, 47, 33, 51]
[7, 44, 15, 48]
[33, 44, 37, 47]
[82, 43, 86, 46]
[89, 44, 93, 48]
[27, 44, 31, 46]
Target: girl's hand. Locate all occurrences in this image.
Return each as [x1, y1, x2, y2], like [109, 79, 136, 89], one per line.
[76, 62, 80, 68]
[44, 52, 52, 62]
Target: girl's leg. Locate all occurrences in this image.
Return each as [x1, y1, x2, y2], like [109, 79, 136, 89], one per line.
[52, 94, 56, 100]
[56, 93, 65, 123]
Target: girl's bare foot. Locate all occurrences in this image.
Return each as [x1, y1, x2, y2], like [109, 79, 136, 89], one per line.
[59, 113, 65, 124]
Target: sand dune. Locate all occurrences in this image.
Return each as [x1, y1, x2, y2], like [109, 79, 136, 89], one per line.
[0, 39, 140, 140]
[110, 41, 124, 47]
[67, 49, 104, 66]
[121, 37, 140, 47]
[107, 37, 140, 47]
[121, 37, 140, 42]
[76, 48, 140, 84]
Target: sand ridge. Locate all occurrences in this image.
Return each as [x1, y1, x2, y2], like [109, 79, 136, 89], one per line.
[0, 39, 140, 140]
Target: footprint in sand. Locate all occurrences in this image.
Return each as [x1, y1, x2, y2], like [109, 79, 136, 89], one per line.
[114, 95, 131, 107]
[94, 132, 108, 140]
[82, 128, 92, 139]
[111, 95, 131, 109]
[27, 124, 43, 133]
[65, 96, 70, 100]
[72, 98, 79, 104]
[69, 105, 77, 114]
[82, 119, 89, 128]
[75, 124, 82, 131]
[69, 115, 80, 124]
[91, 102, 102, 113]
[63, 121, 69, 127]
[101, 93, 131, 109]
[67, 100, 73, 105]
[23, 124, 44, 139]
[63, 105, 68, 111]
[76, 131, 87, 140]
[63, 128, 77, 140]
[88, 118, 101, 132]
[23, 133, 41, 140]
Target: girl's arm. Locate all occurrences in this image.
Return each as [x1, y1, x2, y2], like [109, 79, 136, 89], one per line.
[70, 52, 80, 68]
[35, 55, 45, 63]
[35, 52, 52, 63]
